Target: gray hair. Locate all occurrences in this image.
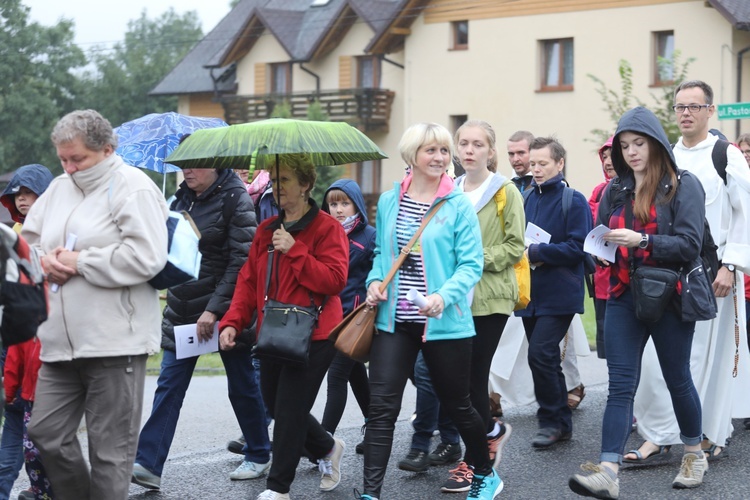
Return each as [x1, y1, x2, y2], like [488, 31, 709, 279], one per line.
[51, 109, 118, 151]
[674, 80, 714, 105]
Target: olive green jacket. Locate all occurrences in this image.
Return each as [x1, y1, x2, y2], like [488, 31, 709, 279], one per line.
[459, 174, 526, 316]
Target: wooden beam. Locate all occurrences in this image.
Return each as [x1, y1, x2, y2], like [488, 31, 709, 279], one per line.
[389, 27, 411, 35]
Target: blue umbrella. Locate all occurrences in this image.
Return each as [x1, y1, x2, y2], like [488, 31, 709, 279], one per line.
[114, 112, 228, 174]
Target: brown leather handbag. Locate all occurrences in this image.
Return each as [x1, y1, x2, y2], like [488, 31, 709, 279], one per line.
[328, 200, 446, 362]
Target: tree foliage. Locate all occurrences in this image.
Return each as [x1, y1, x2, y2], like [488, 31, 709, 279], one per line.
[588, 51, 695, 146]
[79, 9, 202, 130]
[0, 0, 86, 173]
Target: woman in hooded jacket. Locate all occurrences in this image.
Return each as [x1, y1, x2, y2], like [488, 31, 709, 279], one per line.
[568, 107, 714, 499]
[320, 179, 375, 451]
[588, 137, 616, 359]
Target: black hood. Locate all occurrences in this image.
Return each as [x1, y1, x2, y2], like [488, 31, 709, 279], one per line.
[611, 106, 677, 180]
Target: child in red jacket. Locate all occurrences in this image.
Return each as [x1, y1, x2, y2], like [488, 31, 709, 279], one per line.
[4, 338, 54, 498]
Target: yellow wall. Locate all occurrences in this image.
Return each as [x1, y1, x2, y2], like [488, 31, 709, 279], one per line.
[400, 0, 738, 196]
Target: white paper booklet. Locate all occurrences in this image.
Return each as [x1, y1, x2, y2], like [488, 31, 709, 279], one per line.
[174, 323, 219, 359]
[525, 223, 551, 246]
[584, 225, 618, 263]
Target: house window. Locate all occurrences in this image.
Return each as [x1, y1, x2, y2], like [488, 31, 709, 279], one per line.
[355, 160, 381, 195]
[451, 21, 468, 50]
[270, 63, 291, 94]
[540, 38, 574, 91]
[653, 31, 675, 85]
[450, 114, 467, 134]
[357, 56, 381, 89]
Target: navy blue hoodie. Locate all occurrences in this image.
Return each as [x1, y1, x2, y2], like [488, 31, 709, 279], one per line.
[0, 164, 54, 224]
[322, 179, 376, 315]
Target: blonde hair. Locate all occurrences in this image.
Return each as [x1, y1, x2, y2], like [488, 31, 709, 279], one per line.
[455, 120, 498, 173]
[399, 123, 454, 167]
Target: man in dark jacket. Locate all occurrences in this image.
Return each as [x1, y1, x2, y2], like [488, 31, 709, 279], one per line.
[516, 137, 592, 449]
[132, 168, 271, 490]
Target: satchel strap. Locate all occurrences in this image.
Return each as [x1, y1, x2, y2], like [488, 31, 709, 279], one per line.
[378, 198, 447, 292]
[264, 246, 328, 312]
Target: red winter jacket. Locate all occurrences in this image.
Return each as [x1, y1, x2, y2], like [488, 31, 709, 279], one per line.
[4, 338, 42, 403]
[220, 200, 348, 342]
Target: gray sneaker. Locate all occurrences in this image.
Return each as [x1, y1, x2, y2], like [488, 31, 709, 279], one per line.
[229, 459, 271, 480]
[672, 452, 708, 489]
[132, 463, 161, 490]
[568, 462, 619, 499]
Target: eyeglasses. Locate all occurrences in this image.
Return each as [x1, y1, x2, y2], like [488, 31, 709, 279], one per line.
[672, 104, 711, 114]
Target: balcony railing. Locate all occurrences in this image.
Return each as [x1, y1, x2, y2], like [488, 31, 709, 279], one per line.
[220, 88, 395, 132]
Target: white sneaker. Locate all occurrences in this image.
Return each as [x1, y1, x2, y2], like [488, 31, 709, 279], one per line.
[319, 437, 345, 491]
[672, 452, 708, 489]
[229, 459, 271, 480]
[568, 462, 619, 499]
[256, 490, 291, 500]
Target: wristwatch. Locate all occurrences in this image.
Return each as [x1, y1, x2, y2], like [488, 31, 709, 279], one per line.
[724, 263, 736, 272]
[638, 234, 649, 249]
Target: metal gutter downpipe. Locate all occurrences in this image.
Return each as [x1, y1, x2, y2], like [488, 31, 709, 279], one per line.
[298, 63, 321, 95]
[736, 45, 750, 139]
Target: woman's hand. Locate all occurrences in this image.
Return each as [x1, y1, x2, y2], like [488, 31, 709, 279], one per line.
[272, 226, 295, 254]
[595, 256, 611, 267]
[418, 293, 445, 318]
[196, 311, 217, 342]
[43, 247, 78, 287]
[219, 326, 238, 350]
[602, 228, 642, 248]
[366, 281, 387, 306]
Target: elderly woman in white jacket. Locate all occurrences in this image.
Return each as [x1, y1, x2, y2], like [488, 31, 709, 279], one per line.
[22, 109, 168, 500]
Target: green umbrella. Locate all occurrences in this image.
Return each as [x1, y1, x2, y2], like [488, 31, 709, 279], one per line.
[164, 118, 387, 170]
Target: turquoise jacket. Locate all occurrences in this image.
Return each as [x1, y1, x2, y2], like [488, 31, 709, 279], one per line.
[367, 174, 483, 340]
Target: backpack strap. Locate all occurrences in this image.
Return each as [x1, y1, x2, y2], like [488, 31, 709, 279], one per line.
[562, 186, 574, 224]
[711, 139, 729, 185]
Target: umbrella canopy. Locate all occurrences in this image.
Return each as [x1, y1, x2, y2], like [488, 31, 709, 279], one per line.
[115, 112, 228, 174]
[164, 118, 387, 170]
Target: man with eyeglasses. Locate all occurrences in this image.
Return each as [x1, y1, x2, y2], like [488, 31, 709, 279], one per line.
[628, 79, 750, 470]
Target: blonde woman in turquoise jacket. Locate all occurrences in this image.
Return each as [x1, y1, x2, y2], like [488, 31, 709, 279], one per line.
[358, 122, 503, 500]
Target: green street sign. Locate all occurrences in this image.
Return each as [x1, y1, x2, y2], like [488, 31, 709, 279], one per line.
[717, 102, 750, 120]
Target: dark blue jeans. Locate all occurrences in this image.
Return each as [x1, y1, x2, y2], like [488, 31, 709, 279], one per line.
[600, 292, 702, 464]
[0, 399, 25, 498]
[523, 314, 575, 434]
[136, 348, 270, 476]
[410, 351, 460, 451]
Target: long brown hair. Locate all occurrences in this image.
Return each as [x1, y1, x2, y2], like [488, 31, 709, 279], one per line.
[634, 134, 677, 223]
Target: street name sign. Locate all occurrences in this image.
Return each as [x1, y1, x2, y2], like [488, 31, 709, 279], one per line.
[717, 102, 750, 120]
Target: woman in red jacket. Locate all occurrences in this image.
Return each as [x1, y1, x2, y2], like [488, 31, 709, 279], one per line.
[219, 153, 349, 500]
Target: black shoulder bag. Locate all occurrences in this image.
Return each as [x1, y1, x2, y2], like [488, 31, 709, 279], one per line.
[253, 246, 328, 366]
[625, 199, 680, 323]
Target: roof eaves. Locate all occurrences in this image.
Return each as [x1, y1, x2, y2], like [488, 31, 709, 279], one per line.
[708, 0, 750, 31]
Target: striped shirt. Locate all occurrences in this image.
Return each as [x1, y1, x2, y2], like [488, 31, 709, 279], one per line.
[395, 194, 429, 323]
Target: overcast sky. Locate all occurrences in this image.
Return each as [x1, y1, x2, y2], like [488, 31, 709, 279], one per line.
[27, 0, 231, 50]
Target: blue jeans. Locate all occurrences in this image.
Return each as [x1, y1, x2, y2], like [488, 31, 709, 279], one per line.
[411, 351, 460, 451]
[601, 292, 702, 464]
[136, 348, 270, 476]
[523, 314, 575, 434]
[0, 400, 25, 499]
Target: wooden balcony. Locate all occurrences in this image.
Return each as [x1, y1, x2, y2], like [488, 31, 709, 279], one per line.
[220, 88, 395, 132]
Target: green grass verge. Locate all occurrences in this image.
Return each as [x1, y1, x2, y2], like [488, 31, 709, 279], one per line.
[146, 350, 227, 376]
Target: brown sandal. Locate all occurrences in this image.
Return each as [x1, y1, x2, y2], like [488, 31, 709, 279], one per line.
[567, 384, 585, 410]
[489, 392, 503, 418]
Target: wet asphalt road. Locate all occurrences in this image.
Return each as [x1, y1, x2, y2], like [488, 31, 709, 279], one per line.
[10, 354, 750, 499]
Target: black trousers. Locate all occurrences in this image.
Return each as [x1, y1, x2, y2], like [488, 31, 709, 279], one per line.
[260, 340, 336, 494]
[362, 322, 490, 497]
